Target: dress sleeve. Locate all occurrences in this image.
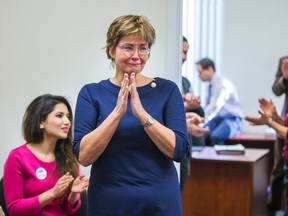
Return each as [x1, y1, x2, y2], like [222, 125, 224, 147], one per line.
[63, 197, 81, 215]
[4, 151, 42, 215]
[73, 85, 99, 159]
[164, 84, 190, 162]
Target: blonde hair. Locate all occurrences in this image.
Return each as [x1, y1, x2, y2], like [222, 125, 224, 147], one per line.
[105, 15, 156, 61]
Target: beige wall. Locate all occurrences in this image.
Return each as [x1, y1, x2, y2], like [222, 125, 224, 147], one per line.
[0, 0, 182, 177]
[222, 0, 288, 133]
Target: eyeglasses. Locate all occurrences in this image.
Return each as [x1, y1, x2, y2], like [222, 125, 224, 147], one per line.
[118, 45, 150, 56]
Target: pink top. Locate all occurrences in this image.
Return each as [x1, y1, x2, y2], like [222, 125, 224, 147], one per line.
[3, 144, 81, 216]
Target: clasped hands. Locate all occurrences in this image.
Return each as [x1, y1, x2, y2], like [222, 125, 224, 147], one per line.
[52, 172, 89, 201]
[182, 92, 201, 111]
[115, 73, 145, 119]
[116, 73, 209, 137]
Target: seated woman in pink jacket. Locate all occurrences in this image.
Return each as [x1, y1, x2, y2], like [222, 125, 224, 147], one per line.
[3, 94, 89, 216]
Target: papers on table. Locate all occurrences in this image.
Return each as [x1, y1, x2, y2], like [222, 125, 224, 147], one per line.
[214, 144, 245, 155]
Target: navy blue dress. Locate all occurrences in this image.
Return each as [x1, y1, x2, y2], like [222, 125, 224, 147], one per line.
[73, 78, 190, 216]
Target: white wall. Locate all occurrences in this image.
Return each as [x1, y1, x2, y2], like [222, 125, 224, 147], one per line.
[3, 0, 285, 178]
[0, 0, 182, 177]
[222, 0, 288, 133]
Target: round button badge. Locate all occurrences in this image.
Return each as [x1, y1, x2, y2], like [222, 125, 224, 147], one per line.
[36, 167, 47, 180]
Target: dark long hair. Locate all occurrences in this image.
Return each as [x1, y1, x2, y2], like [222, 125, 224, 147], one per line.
[277, 56, 288, 73]
[22, 94, 78, 178]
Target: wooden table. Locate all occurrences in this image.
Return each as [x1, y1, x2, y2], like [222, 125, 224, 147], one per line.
[225, 133, 276, 181]
[182, 147, 270, 216]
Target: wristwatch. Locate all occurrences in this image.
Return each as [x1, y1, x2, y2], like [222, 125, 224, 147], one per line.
[143, 116, 154, 128]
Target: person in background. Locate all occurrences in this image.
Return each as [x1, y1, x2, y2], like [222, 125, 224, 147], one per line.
[73, 15, 190, 216]
[182, 36, 205, 118]
[180, 36, 208, 192]
[3, 94, 89, 216]
[196, 57, 243, 145]
[245, 97, 288, 216]
[268, 56, 288, 213]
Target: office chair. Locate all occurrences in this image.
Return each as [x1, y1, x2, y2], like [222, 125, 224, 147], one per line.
[0, 178, 9, 215]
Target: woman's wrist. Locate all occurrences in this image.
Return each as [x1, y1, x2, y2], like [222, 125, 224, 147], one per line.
[68, 192, 80, 208]
[268, 117, 273, 127]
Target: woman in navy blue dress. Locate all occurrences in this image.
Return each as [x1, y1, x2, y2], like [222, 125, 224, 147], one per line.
[73, 14, 190, 216]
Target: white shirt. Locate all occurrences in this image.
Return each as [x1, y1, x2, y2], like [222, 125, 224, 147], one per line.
[204, 74, 243, 121]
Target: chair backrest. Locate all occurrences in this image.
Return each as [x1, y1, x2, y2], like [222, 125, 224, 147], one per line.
[0, 178, 9, 215]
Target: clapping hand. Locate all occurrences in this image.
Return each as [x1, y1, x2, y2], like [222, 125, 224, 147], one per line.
[245, 111, 270, 126]
[258, 98, 277, 118]
[115, 73, 130, 118]
[71, 174, 89, 193]
[52, 172, 74, 199]
[182, 93, 201, 111]
[115, 73, 145, 119]
[129, 72, 146, 119]
[244, 98, 274, 126]
[186, 112, 209, 137]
